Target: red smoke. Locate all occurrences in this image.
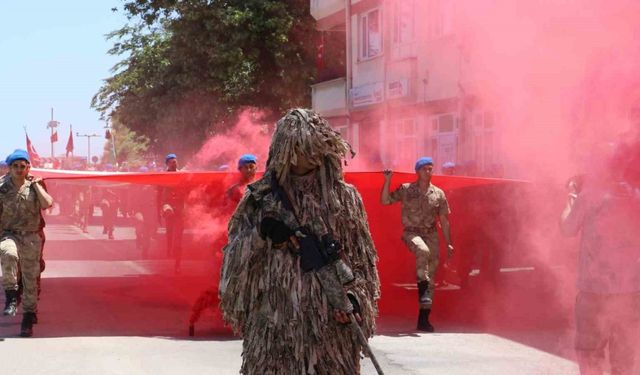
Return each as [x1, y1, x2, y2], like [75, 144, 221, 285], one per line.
[189, 108, 270, 171]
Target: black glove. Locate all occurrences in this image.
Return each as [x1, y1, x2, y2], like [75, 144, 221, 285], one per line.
[260, 217, 292, 245]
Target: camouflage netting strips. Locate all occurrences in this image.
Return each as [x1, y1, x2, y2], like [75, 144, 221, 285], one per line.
[219, 109, 381, 374]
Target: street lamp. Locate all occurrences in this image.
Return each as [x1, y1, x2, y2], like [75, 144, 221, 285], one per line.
[76, 132, 100, 167]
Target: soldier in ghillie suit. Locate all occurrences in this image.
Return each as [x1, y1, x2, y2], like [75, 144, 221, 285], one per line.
[219, 109, 380, 374]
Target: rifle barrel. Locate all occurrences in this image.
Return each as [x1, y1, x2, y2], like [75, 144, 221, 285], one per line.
[349, 313, 384, 375]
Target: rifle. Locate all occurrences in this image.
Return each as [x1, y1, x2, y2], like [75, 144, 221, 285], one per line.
[267, 176, 385, 375]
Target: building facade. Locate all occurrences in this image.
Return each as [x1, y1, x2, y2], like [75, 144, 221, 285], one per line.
[311, 0, 503, 175]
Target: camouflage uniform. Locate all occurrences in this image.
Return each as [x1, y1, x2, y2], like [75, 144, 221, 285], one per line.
[224, 182, 245, 207]
[389, 182, 450, 308]
[0, 174, 45, 314]
[219, 109, 380, 375]
[131, 185, 158, 257]
[561, 180, 640, 374]
[100, 188, 118, 239]
[159, 186, 186, 270]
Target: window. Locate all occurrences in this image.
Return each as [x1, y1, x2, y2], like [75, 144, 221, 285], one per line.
[427, 0, 454, 39]
[432, 113, 455, 133]
[472, 110, 500, 173]
[393, 1, 414, 45]
[360, 8, 383, 60]
[394, 118, 417, 163]
[392, 1, 416, 59]
[430, 113, 459, 168]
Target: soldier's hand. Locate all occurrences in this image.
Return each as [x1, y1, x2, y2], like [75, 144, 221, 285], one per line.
[353, 312, 362, 323]
[333, 309, 362, 324]
[289, 235, 300, 250]
[447, 244, 454, 259]
[382, 169, 393, 179]
[275, 235, 300, 250]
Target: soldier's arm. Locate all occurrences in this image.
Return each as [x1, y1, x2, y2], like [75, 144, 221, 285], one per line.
[380, 170, 393, 205]
[381, 171, 404, 205]
[439, 193, 453, 257]
[31, 178, 54, 209]
[559, 192, 584, 236]
[440, 213, 454, 257]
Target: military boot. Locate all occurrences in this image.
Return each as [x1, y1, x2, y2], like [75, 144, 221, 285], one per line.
[3, 290, 18, 316]
[20, 312, 36, 337]
[417, 280, 432, 306]
[417, 308, 434, 332]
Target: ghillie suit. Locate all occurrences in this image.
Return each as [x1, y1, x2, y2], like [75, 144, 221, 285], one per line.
[219, 109, 380, 375]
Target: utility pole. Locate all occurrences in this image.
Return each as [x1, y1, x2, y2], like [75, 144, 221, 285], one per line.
[46, 108, 59, 158]
[345, 0, 352, 146]
[76, 132, 100, 167]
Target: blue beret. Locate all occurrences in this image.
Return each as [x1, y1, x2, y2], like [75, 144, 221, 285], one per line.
[238, 154, 257, 169]
[415, 157, 434, 171]
[442, 161, 456, 169]
[165, 153, 177, 163]
[6, 149, 30, 166]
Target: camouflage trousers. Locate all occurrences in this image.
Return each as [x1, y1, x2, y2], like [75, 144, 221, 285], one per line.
[0, 232, 42, 313]
[403, 230, 439, 308]
[575, 291, 640, 375]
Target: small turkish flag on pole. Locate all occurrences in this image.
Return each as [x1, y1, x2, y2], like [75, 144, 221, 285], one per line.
[66, 125, 74, 157]
[25, 132, 42, 167]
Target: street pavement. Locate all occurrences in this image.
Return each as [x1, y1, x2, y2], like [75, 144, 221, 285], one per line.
[0, 218, 582, 374]
[0, 333, 579, 375]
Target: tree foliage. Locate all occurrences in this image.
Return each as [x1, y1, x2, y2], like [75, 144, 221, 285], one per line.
[93, 0, 318, 158]
[102, 120, 150, 167]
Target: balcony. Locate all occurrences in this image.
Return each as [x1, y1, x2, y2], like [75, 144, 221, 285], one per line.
[312, 77, 347, 117]
[311, 0, 345, 27]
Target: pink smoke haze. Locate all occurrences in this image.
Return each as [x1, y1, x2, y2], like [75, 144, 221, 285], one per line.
[183, 108, 271, 271]
[339, 0, 640, 369]
[446, 0, 639, 368]
[189, 108, 270, 171]
[455, 0, 640, 182]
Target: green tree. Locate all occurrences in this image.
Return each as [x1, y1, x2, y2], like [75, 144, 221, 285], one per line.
[103, 120, 150, 168]
[93, 0, 318, 159]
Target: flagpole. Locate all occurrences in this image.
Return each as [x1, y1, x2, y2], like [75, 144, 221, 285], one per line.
[47, 108, 59, 158]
